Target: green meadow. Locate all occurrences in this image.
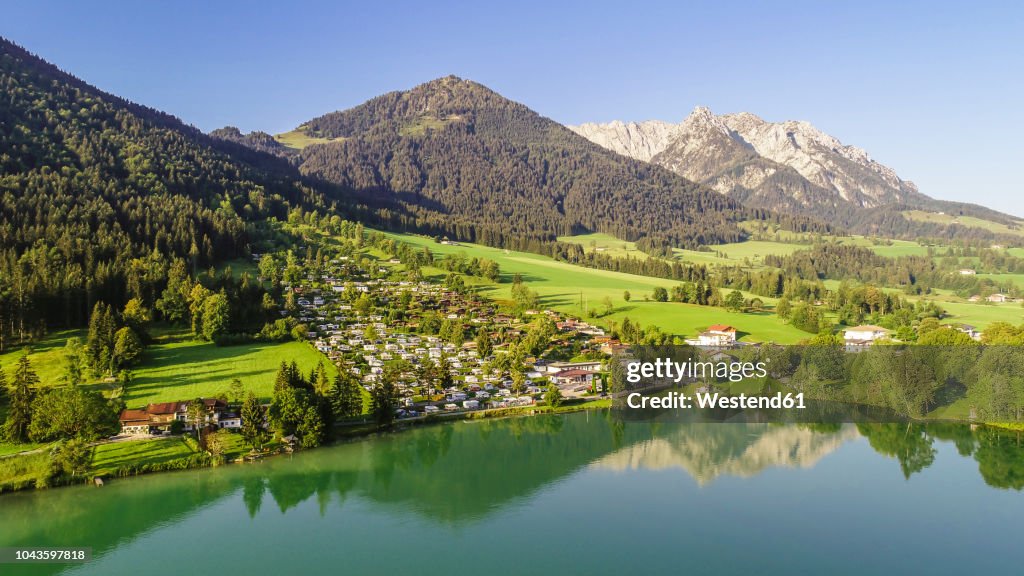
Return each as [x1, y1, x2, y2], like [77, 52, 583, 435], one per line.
[903, 210, 1024, 237]
[124, 331, 338, 407]
[390, 232, 811, 343]
[0, 328, 340, 409]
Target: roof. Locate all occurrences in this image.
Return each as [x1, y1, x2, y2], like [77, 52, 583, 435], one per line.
[706, 324, 736, 332]
[555, 369, 594, 378]
[146, 402, 181, 415]
[119, 409, 150, 423]
[845, 325, 888, 332]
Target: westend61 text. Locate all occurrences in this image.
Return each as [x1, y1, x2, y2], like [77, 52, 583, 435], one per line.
[625, 391, 806, 410]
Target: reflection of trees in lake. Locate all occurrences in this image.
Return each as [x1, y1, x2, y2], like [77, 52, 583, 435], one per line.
[973, 428, 1024, 490]
[859, 422, 1024, 490]
[857, 423, 936, 479]
[243, 477, 265, 518]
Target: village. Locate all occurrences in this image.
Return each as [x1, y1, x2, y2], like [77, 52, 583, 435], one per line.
[117, 254, 623, 436]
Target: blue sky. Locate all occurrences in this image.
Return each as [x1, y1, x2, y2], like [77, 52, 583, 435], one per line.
[4, 0, 1023, 215]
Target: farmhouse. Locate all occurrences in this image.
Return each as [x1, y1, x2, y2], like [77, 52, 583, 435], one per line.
[118, 398, 234, 435]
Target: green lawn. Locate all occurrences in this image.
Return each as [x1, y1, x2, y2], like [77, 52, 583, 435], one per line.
[0, 442, 47, 458]
[903, 210, 1024, 237]
[0, 329, 87, 387]
[124, 332, 338, 407]
[388, 231, 812, 343]
[556, 232, 644, 258]
[274, 126, 345, 150]
[91, 437, 196, 476]
[977, 273, 1024, 289]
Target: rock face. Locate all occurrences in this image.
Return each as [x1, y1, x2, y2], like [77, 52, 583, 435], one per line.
[570, 107, 925, 215]
[569, 119, 679, 162]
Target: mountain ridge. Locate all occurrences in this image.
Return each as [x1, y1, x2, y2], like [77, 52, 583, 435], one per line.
[570, 107, 1019, 236]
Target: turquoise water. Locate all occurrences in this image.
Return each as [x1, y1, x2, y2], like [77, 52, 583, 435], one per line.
[1, 412, 1022, 575]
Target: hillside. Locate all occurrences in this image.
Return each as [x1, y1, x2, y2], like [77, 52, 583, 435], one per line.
[280, 76, 830, 250]
[0, 38, 323, 340]
[572, 107, 1019, 242]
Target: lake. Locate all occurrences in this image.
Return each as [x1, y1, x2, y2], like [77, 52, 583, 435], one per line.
[1, 410, 1022, 575]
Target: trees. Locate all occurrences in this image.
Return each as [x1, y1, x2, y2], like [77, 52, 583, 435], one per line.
[201, 293, 231, 341]
[602, 296, 614, 316]
[122, 298, 152, 341]
[652, 287, 668, 302]
[28, 386, 118, 442]
[5, 355, 40, 443]
[544, 382, 563, 408]
[329, 372, 364, 420]
[311, 361, 332, 396]
[185, 398, 208, 444]
[112, 327, 144, 369]
[475, 329, 493, 358]
[240, 392, 269, 451]
[724, 290, 745, 312]
[87, 302, 118, 376]
[50, 438, 93, 480]
[623, 290, 631, 302]
[775, 296, 792, 320]
[370, 368, 398, 427]
[227, 378, 245, 405]
[61, 337, 87, 387]
[511, 370, 527, 396]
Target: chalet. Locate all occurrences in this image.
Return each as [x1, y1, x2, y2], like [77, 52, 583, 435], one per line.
[119, 409, 152, 435]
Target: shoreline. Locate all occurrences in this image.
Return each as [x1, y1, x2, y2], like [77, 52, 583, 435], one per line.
[2, 393, 1019, 496]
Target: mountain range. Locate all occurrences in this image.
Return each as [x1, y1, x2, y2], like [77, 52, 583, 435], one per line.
[1, 31, 1019, 291]
[570, 108, 1016, 234]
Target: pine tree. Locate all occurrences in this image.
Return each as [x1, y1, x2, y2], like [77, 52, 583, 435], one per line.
[240, 392, 268, 451]
[329, 372, 363, 419]
[4, 354, 39, 443]
[312, 361, 331, 396]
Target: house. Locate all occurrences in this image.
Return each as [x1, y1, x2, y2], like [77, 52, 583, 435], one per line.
[552, 369, 596, 389]
[463, 399, 480, 410]
[544, 360, 603, 374]
[959, 269, 977, 276]
[119, 398, 234, 435]
[119, 409, 152, 435]
[987, 293, 1013, 303]
[953, 324, 983, 341]
[843, 325, 889, 350]
[685, 324, 737, 348]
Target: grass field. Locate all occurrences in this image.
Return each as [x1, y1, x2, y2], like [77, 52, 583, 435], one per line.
[977, 273, 1024, 289]
[903, 210, 1024, 237]
[90, 437, 197, 476]
[274, 126, 345, 150]
[0, 327, 340, 408]
[388, 232, 812, 343]
[124, 331, 339, 407]
[0, 329, 87, 387]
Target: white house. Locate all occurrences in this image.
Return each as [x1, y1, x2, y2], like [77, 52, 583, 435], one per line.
[686, 324, 737, 347]
[844, 325, 889, 350]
